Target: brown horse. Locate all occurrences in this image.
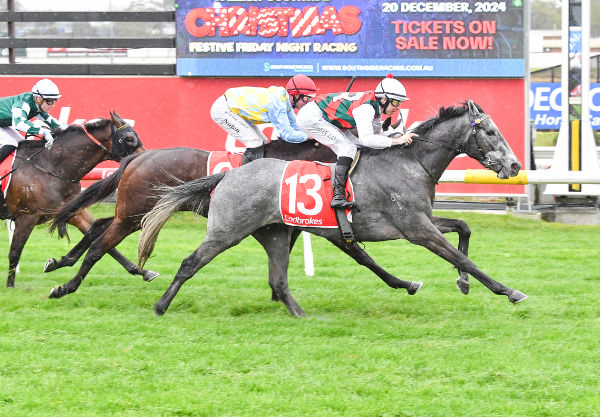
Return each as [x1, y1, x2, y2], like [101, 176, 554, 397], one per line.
[46, 140, 336, 298]
[3, 112, 146, 287]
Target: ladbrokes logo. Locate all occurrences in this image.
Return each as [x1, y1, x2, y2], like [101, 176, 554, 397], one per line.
[184, 6, 362, 38]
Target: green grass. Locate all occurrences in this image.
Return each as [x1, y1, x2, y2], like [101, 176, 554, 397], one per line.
[1, 205, 599, 416]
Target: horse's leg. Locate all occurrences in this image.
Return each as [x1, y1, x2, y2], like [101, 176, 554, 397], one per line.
[289, 229, 302, 253]
[6, 215, 38, 287]
[407, 218, 527, 303]
[155, 236, 241, 316]
[66, 210, 158, 281]
[328, 239, 423, 294]
[44, 217, 113, 272]
[252, 225, 305, 317]
[431, 216, 471, 295]
[49, 217, 154, 298]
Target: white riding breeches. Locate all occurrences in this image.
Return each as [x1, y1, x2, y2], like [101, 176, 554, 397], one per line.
[296, 101, 357, 159]
[210, 96, 267, 149]
[0, 127, 26, 148]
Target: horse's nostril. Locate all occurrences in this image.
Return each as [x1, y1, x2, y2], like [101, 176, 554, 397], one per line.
[511, 162, 521, 171]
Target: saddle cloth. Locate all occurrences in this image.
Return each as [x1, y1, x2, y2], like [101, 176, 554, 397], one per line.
[279, 160, 353, 228]
[206, 151, 242, 176]
[0, 151, 16, 197]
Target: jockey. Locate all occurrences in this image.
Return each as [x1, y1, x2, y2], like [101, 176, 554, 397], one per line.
[210, 74, 318, 165]
[0, 78, 64, 218]
[296, 75, 418, 209]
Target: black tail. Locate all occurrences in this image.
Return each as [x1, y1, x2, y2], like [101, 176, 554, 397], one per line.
[50, 152, 143, 238]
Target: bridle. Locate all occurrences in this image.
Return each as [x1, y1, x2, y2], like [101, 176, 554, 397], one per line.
[402, 107, 492, 184]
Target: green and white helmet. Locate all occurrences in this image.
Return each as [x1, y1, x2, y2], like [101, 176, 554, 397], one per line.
[375, 76, 408, 102]
[32, 79, 61, 100]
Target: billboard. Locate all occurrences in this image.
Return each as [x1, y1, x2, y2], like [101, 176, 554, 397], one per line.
[530, 83, 600, 130]
[176, 0, 525, 77]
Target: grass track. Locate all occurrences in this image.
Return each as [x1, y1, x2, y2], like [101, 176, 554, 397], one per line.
[1, 205, 599, 416]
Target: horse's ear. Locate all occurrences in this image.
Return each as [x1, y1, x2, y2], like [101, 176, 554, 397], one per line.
[110, 111, 125, 126]
[467, 99, 478, 115]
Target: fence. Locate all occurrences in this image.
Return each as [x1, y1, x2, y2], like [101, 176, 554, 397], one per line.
[0, 7, 175, 75]
[531, 54, 600, 83]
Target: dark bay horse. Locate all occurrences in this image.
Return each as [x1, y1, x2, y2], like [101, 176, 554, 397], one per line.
[138, 100, 527, 316]
[3, 112, 146, 287]
[45, 140, 336, 298]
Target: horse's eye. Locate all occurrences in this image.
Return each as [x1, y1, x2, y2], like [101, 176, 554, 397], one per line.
[486, 130, 496, 136]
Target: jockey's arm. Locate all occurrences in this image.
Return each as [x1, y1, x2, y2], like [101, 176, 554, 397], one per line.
[11, 101, 41, 137]
[266, 98, 308, 144]
[353, 104, 416, 147]
[36, 112, 63, 130]
[352, 104, 393, 149]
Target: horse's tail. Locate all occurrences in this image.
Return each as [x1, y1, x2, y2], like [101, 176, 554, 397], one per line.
[50, 153, 143, 238]
[138, 171, 227, 268]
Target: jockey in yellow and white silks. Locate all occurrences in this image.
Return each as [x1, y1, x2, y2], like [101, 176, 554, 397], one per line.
[210, 75, 318, 164]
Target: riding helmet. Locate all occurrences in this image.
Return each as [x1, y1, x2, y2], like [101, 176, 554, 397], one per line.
[286, 74, 318, 97]
[32, 79, 62, 100]
[375, 76, 409, 101]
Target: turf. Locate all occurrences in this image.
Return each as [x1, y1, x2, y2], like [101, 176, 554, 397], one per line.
[0, 205, 599, 416]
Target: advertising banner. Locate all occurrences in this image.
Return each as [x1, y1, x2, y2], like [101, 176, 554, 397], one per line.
[176, 0, 525, 77]
[530, 83, 600, 130]
[0, 76, 525, 195]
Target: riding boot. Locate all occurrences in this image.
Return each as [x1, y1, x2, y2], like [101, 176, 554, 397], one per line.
[241, 144, 265, 165]
[0, 145, 16, 220]
[330, 156, 355, 209]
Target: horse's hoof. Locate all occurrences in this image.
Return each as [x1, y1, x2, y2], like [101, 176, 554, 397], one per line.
[456, 277, 470, 295]
[43, 258, 56, 273]
[154, 303, 166, 316]
[143, 271, 160, 282]
[407, 281, 423, 295]
[509, 290, 528, 304]
[48, 286, 63, 299]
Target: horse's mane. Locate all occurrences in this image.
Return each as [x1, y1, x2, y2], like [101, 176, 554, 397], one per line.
[58, 118, 110, 135]
[411, 101, 484, 137]
[18, 118, 111, 150]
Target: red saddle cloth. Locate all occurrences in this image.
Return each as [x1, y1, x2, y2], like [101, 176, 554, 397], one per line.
[279, 160, 354, 228]
[206, 151, 242, 176]
[0, 151, 16, 197]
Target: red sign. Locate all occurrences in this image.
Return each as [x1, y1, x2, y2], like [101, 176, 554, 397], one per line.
[0, 76, 525, 195]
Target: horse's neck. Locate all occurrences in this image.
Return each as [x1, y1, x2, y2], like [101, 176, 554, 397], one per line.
[50, 132, 109, 178]
[412, 119, 470, 180]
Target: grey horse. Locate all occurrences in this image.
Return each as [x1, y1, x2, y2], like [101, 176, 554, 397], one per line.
[139, 99, 527, 316]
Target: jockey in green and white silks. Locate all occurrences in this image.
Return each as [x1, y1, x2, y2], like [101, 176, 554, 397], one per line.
[296, 75, 418, 209]
[210, 74, 318, 165]
[0, 79, 64, 219]
[0, 79, 63, 151]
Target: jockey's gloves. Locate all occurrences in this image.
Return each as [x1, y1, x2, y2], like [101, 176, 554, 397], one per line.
[40, 128, 54, 149]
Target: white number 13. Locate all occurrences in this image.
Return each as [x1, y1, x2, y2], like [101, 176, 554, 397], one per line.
[284, 173, 323, 216]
